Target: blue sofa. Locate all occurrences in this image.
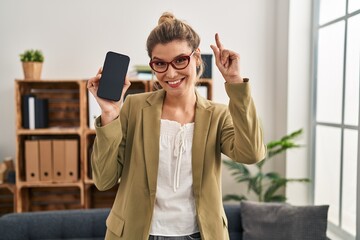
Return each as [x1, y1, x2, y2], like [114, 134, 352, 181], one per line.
[0, 202, 331, 240]
[0, 205, 242, 240]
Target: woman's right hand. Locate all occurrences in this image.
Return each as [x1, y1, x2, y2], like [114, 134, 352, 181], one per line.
[87, 68, 131, 126]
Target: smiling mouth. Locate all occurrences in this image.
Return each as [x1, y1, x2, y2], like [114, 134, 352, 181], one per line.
[166, 77, 185, 87]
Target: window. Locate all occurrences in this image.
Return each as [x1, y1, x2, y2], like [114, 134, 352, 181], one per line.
[313, 0, 360, 239]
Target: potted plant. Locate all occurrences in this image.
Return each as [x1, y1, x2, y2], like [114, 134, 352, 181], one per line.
[223, 129, 310, 202]
[20, 49, 44, 80]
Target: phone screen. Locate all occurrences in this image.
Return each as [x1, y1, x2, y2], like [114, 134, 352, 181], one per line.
[97, 51, 130, 101]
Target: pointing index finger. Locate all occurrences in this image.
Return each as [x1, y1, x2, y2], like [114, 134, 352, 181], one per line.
[215, 33, 224, 51]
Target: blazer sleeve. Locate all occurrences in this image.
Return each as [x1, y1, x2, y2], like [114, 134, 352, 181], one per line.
[91, 97, 130, 191]
[221, 82, 266, 164]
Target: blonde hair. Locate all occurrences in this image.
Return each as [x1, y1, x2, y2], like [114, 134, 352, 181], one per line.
[146, 12, 204, 79]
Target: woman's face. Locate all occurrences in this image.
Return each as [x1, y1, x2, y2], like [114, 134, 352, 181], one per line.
[151, 40, 198, 98]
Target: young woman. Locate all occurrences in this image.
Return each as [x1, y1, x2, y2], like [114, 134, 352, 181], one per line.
[87, 12, 266, 240]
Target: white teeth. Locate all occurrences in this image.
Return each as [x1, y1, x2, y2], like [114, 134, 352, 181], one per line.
[168, 79, 181, 85]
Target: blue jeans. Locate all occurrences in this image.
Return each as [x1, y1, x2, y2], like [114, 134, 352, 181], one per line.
[149, 232, 201, 240]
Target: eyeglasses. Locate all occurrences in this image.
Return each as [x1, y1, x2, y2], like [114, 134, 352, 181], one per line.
[149, 51, 195, 73]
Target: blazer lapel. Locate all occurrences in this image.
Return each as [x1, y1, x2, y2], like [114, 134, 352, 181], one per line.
[142, 90, 165, 199]
[192, 91, 212, 197]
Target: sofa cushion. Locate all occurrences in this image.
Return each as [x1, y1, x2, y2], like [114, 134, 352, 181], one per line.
[224, 204, 243, 240]
[0, 208, 110, 240]
[240, 201, 329, 240]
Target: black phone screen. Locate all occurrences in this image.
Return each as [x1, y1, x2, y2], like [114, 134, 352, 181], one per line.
[97, 51, 130, 101]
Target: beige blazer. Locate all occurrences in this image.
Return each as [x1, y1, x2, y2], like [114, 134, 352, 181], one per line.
[91, 82, 266, 240]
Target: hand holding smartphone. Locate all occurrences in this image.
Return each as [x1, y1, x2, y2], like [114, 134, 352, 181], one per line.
[97, 51, 130, 101]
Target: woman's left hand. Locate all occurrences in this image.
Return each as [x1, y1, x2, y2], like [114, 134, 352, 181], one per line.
[210, 33, 244, 83]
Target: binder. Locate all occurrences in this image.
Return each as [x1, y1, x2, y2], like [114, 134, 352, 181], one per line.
[65, 140, 78, 181]
[39, 140, 53, 181]
[52, 140, 65, 181]
[25, 140, 40, 181]
[22, 94, 36, 129]
[35, 98, 49, 128]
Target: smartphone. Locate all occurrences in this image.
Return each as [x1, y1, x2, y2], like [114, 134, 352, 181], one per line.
[97, 51, 130, 101]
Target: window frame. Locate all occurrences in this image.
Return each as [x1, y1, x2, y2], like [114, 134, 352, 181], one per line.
[311, 0, 360, 239]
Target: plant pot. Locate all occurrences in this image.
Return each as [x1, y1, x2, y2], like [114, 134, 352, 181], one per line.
[22, 62, 43, 80]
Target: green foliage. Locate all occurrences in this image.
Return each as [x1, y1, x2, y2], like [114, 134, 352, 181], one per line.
[20, 49, 44, 62]
[223, 129, 310, 202]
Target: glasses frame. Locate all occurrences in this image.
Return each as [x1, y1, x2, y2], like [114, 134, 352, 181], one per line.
[149, 51, 195, 73]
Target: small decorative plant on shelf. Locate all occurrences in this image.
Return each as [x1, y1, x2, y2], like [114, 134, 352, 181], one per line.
[20, 49, 44, 80]
[223, 129, 309, 202]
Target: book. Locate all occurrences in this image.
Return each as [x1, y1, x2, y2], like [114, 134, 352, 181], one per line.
[39, 140, 53, 181]
[35, 98, 49, 128]
[133, 65, 152, 74]
[25, 140, 40, 181]
[22, 94, 36, 129]
[128, 65, 154, 81]
[65, 140, 78, 181]
[52, 140, 65, 181]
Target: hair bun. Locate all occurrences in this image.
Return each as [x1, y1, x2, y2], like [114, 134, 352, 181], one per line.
[158, 12, 175, 25]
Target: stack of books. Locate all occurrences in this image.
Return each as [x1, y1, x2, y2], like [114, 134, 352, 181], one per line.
[128, 65, 154, 80]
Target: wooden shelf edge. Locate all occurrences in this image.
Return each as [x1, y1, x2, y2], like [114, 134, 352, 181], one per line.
[15, 79, 88, 83]
[17, 181, 83, 188]
[17, 128, 82, 135]
[85, 129, 96, 135]
[84, 179, 95, 185]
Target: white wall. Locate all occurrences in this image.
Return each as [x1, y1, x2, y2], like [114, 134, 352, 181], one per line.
[0, 0, 291, 199]
[286, 0, 313, 205]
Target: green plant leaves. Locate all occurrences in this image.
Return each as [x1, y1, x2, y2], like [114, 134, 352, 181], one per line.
[265, 195, 287, 202]
[267, 129, 303, 158]
[20, 49, 44, 62]
[223, 160, 250, 183]
[223, 128, 309, 203]
[223, 194, 248, 201]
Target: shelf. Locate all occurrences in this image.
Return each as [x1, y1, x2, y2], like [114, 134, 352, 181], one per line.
[14, 80, 86, 213]
[16, 185, 84, 212]
[17, 181, 83, 188]
[17, 128, 81, 135]
[15, 80, 86, 130]
[85, 129, 96, 135]
[15, 79, 88, 83]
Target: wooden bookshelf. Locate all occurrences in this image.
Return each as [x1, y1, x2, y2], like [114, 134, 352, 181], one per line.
[14, 79, 86, 213]
[14, 78, 212, 213]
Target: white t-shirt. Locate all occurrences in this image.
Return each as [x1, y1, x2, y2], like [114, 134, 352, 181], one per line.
[149, 119, 199, 236]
